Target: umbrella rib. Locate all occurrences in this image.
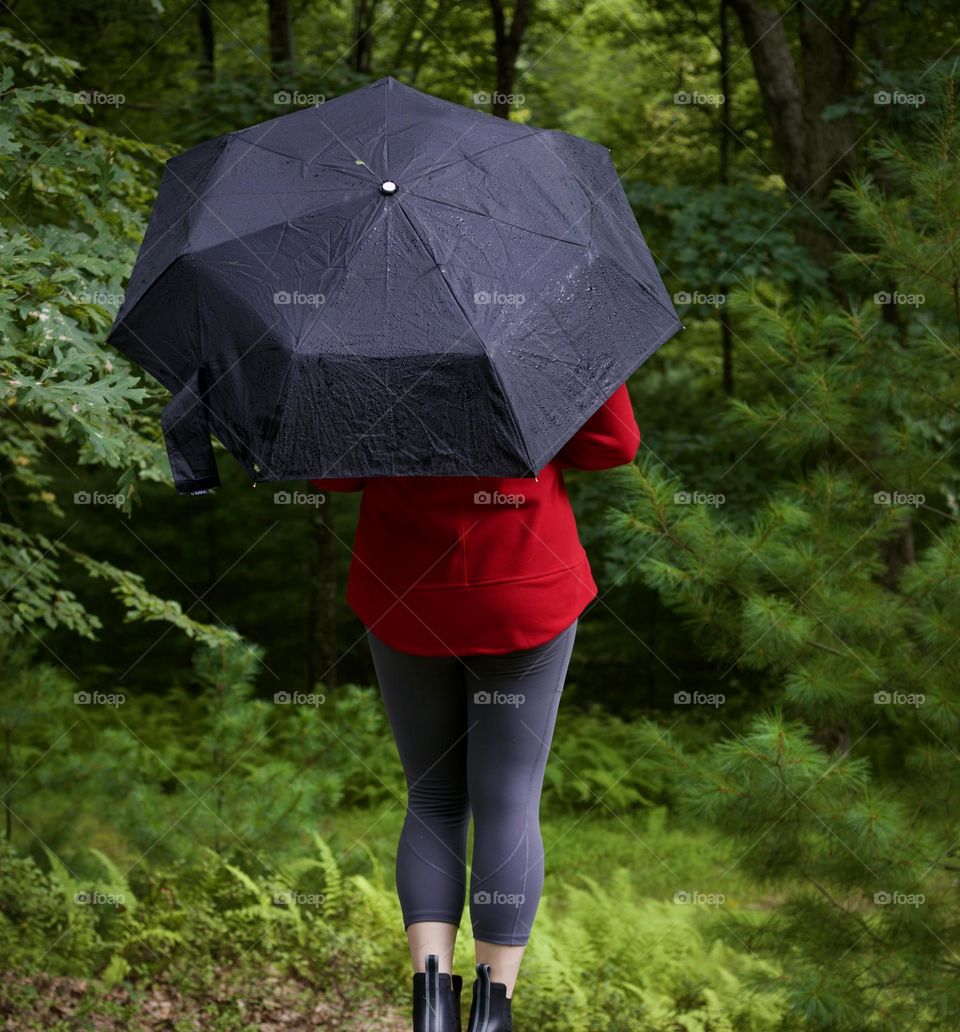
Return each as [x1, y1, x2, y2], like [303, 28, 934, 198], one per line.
[229, 136, 376, 184]
[164, 193, 382, 276]
[402, 128, 551, 187]
[593, 249, 684, 328]
[394, 199, 535, 475]
[406, 183, 673, 324]
[260, 199, 389, 470]
[409, 197, 678, 327]
[308, 111, 381, 179]
[403, 192, 679, 327]
[384, 74, 390, 180]
[404, 190, 589, 250]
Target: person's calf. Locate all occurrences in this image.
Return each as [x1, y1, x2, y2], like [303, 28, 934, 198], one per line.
[473, 940, 525, 998]
[408, 920, 459, 974]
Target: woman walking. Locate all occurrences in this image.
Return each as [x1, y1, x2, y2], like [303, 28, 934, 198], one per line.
[310, 382, 641, 1032]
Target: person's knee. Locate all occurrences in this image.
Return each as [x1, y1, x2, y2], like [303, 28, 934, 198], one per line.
[408, 779, 469, 822]
[468, 770, 541, 825]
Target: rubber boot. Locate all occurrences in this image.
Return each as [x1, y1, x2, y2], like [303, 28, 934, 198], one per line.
[466, 963, 513, 1032]
[413, 953, 463, 1032]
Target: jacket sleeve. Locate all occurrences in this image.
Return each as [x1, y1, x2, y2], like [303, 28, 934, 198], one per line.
[308, 478, 366, 492]
[554, 382, 641, 471]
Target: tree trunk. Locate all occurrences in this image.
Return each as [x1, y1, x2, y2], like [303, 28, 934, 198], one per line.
[307, 502, 339, 690]
[489, 0, 533, 119]
[726, 0, 810, 193]
[197, 0, 215, 83]
[267, 0, 295, 76]
[726, 0, 862, 268]
[880, 516, 916, 591]
[719, 0, 735, 397]
[351, 0, 377, 75]
[797, 1, 859, 202]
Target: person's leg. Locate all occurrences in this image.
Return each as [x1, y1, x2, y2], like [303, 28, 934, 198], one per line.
[465, 619, 578, 997]
[367, 628, 470, 975]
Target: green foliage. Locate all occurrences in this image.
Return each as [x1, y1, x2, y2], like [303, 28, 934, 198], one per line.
[523, 869, 785, 1031]
[0, 640, 790, 1027]
[0, 832, 788, 1031]
[0, 830, 408, 990]
[632, 181, 829, 316]
[0, 639, 406, 868]
[546, 704, 673, 810]
[602, 73, 960, 1030]
[0, 30, 238, 647]
[2, 4, 960, 1028]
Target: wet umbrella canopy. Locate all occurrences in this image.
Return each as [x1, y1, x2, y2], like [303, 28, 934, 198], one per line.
[107, 76, 682, 494]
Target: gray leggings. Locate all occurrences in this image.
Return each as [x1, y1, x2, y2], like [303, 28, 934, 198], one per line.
[366, 619, 577, 946]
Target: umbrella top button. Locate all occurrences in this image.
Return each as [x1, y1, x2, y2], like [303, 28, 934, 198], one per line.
[379, 180, 398, 195]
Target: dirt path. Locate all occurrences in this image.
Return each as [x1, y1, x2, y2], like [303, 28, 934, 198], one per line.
[0, 970, 410, 1031]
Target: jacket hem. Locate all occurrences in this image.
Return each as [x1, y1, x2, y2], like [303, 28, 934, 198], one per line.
[348, 555, 597, 657]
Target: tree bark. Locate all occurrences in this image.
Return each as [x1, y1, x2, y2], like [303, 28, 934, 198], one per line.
[726, 0, 863, 268]
[489, 0, 533, 119]
[880, 516, 916, 591]
[797, 1, 859, 201]
[719, 0, 735, 397]
[267, 0, 295, 76]
[726, 0, 862, 196]
[350, 0, 377, 75]
[726, 0, 810, 193]
[197, 0, 215, 83]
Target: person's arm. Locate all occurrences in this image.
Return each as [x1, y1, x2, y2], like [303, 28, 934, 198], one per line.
[554, 382, 641, 470]
[308, 477, 366, 492]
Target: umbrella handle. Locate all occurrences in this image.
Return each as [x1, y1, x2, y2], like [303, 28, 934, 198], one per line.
[161, 370, 221, 495]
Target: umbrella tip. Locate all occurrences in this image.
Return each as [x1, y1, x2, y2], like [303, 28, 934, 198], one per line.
[380, 180, 398, 195]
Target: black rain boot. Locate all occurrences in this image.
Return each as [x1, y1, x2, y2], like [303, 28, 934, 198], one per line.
[466, 963, 513, 1032]
[413, 953, 463, 1032]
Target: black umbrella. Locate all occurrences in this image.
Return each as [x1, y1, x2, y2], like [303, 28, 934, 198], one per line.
[107, 76, 682, 494]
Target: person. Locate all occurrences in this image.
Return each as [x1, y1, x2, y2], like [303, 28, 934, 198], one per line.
[309, 382, 641, 1032]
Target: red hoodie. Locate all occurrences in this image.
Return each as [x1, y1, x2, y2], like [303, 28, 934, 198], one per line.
[309, 383, 640, 657]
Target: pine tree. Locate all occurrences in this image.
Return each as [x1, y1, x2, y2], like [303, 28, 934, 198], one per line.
[604, 73, 960, 1030]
